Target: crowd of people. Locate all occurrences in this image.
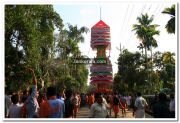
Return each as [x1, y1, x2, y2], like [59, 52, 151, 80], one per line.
[5, 68, 175, 118]
[5, 68, 81, 118]
[87, 91, 175, 118]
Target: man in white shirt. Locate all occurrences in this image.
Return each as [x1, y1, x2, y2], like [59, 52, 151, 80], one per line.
[90, 93, 108, 118]
[134, 92, 148, 118]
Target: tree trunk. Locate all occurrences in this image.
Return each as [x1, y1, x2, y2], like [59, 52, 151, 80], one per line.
[145, 47, 147, 69]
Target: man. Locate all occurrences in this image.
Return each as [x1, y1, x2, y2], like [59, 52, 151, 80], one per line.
[90, 93, 109, 118]
[46, 86, 62, 118]
[88, 93, 95, 109]
[57, 89, 65, 118]
[8, 94, 23, 118]
[26, 68, 39, 118]
[39, 86, 62, 118]
[5, 88, 12, 118]
[72, 92, 80, 118]
[64, 90, 74, 118]
[169, 93, 175, 118]
[120, 95, 127, 117]
[125, 94, 131, 110]
[153, 92, 170, 118]
[112, 92, 120, 118]
[134, 92, 148, 118]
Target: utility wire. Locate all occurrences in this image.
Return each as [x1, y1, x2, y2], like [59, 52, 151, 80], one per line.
[153, 4, 165, 23]
[124, 4, 135, 38]
[153, 4, 160, 14]
[120, 4, 130, 40]
[127, 4, 147, 43]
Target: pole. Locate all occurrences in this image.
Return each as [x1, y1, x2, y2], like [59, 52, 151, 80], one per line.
[100, 7, 101, 20]
[120, 43, 122, 54]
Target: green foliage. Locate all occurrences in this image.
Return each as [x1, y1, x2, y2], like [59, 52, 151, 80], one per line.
[132, 13, 159, 50]
[114, 49, 175, 94]
[162, 4, 175, 34]
[86, 84, 96, 93]
[113, 73, 126, 93]
[116, 49, 146, 93]
[5, 5, 89, 93]
[54, 23, 89, 92]
[160, 52, 175, 90]
[132, 13, 160, 71]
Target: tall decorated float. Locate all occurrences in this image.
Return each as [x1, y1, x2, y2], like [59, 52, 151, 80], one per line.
[90, 20, 113, 93]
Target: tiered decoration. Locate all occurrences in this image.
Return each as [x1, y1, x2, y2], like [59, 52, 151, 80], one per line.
[90, 20, 113, 93]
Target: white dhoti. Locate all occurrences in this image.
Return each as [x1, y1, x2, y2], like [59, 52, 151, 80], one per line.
[135, 109, 145, 118]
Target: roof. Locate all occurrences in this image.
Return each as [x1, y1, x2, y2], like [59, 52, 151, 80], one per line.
[92, 20, 110, 28]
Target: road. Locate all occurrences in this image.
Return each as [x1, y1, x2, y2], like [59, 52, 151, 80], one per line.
[77, 105, 152, 118]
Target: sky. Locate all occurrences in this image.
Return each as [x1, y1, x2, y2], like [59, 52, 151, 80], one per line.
[53, 2, 177, 84]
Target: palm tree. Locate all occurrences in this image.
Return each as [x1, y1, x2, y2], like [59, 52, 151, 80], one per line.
[162, 4, 175, 34]
[58, 24, 89, 57]
[67, 24, 89, 43]
[56, 25, 89, 86]
[133, 13, 160, 92]
[132, 13, 160, 68]
[60, 24, 89, 77]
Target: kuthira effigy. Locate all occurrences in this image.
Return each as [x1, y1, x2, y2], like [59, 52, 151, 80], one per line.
[90, 20, 113, 93]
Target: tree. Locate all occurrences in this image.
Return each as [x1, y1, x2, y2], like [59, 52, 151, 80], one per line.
[115, 49, 146, 93]
[54, 24, 89, 92]
[153, 51, 163, 69]
[5, 5, 64, 91]
[132, 13, 160, 94]
[162, 4, 175, 34]
[132, 13, 159, 69]
[5, 5, 90, 93]
[67, 24, 89, 43]
[162, 52, 175, 64]
[153, 51, 175, 91]
[161, 52, 175, 90]
[113, 73, 125, 93]
[114, 49, 174, 94]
